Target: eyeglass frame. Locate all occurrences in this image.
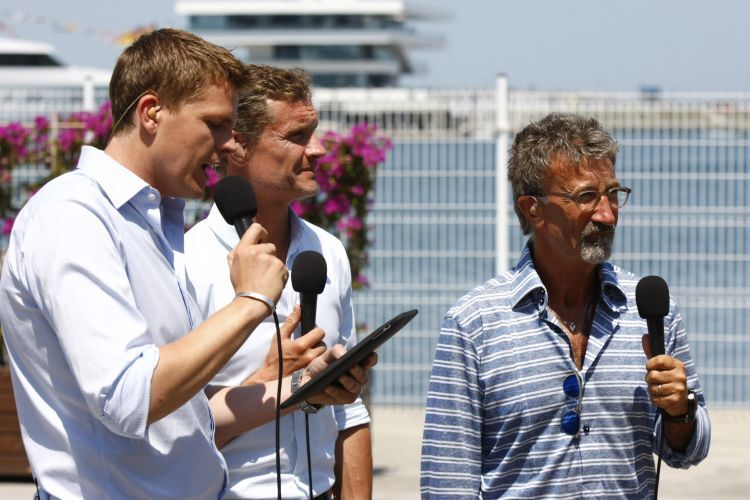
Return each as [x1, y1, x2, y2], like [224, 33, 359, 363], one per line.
[561, 371, 584, 437]
[537, 186, 632, 212]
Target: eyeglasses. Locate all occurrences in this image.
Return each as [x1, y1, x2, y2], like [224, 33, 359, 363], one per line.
[541, 186, 632, 212]
[561, 371, 583, 436]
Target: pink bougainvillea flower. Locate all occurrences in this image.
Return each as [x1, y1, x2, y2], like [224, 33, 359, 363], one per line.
[204, 167, 220, 189]
[34, 116, 50, 130]
[322, 198, 341, 215]
[2, 217, 14, 235]
[354, 274, 369, 288]
[291, 200, 310, 217]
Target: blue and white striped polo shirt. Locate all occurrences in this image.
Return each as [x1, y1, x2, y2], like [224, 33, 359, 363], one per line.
[420, 243, 710, 499]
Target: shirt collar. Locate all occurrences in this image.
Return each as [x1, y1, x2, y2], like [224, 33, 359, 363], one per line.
[206, 203, 239, 249]
[598, 262, 628, 312]
[287, 209, 308, 263]
[206, 203, 308, 260]
[510, 240, 628, 313]
[509, 243, 547, 310]
[76, 146, 151, 209]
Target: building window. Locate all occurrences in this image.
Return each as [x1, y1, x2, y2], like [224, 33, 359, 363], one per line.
[313, 74, 361, 87]
[190, 14, 398, 31]
[0, 54, 61, 67]
[273, 45, 397, 61]
[190, 16, 227, 29]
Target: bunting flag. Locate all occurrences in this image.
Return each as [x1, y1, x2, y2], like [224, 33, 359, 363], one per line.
[0, 7, 162, 46]
[114, 24, 158, 46]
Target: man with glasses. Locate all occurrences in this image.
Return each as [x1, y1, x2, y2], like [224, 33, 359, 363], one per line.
[420, 113, 710, 498]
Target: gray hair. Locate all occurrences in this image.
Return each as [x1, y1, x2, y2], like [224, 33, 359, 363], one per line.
[507, 113, 619, 234]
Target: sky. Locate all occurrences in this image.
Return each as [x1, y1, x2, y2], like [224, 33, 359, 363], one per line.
[2, 0, 750, 92]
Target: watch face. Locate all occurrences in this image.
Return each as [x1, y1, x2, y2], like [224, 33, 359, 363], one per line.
[664, 389, 697, 423]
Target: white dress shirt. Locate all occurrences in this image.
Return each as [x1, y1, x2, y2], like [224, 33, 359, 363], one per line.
[0, 147, 227, 499]
[185, 205, 370, 499]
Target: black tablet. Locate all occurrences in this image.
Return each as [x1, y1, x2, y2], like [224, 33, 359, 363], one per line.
[280, 308, 419, 409]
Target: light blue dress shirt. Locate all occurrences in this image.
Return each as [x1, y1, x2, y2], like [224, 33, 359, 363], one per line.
[0, 147, 228, 499]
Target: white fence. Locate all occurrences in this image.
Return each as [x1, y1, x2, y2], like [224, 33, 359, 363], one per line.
[0, 83, 108, 123]
[1, 78, 748, 407]
[318, 79, 750, 407]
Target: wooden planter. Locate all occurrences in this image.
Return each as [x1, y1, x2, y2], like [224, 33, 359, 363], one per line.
[0, 366, 32, 477]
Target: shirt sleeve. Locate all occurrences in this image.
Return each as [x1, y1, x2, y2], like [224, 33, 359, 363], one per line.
[654, 304, 711, 467]
[21, 197, 157, 439]
[420, 312, 483, 499]
[334, 397, 371, 431]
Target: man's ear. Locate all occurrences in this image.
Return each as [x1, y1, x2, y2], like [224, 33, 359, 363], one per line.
[137, 94, 160, 133]
[227, 137, 248, 167]
[517, 195, 542, 228]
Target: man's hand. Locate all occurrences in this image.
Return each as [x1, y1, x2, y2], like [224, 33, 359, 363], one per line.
[642, 334, 689, 417]
[302, 345, 378, 406]
[210, 346, 377, 447]
[151, 223, 287, 425]
[243, 306, 327, 384]
[227, 223, 288, 309]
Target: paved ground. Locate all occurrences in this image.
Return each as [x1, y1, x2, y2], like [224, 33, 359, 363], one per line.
[2, 408, 748, 499]
[369, 407, 750, 500]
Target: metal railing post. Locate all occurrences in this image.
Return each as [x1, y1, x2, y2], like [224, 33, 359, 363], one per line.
[82, 76, 95, 112]
[494, 74, 510, 275]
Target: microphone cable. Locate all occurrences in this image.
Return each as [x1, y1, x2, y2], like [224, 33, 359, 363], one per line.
[305, 414, 313, 499]
[273, 309, 314, 500]
[653, 411, 665, 500]
[290, 250, 328, 500]
[273, 310, 283, 500]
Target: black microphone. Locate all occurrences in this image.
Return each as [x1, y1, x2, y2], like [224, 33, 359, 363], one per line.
[214, 175, 257, 237]
[291, 251, 327, 335]
[635, 275, 670, 357]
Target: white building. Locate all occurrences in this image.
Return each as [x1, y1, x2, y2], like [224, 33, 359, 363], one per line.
[175, 0, 442, 87]
[0, 37, 110, 122]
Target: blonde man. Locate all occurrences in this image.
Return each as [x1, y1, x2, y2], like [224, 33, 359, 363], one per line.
[0, 30, 369, 499]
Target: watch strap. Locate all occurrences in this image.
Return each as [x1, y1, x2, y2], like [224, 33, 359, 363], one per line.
[291, 369, 322, 414]
[663, 389, 697, 423]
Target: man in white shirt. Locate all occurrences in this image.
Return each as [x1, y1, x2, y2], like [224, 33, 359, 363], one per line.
[0, 30, 371, 499]
[186, 65, 373, 499]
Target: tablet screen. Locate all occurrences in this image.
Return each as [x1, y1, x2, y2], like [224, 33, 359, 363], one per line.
[280, 309, 419, 409]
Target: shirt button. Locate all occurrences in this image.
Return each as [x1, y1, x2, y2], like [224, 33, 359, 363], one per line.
[147, 193, 157, 203]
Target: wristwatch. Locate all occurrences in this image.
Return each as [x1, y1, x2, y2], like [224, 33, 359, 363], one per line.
[291, 369, 321, 414]
[664, 389, 697, 423]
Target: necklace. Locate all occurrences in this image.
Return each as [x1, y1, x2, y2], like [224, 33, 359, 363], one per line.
[549, 297, 591, 332]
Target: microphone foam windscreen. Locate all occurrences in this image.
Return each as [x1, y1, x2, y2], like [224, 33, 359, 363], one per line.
[291, 251, 327, 294]
[635, 275, 670, 318]
[214, 175, 257, 225]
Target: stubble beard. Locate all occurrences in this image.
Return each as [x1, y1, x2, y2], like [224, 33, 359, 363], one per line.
[580, 221, 616, 264]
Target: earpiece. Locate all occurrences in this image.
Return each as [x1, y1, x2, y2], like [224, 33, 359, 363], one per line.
[147, 106, 161, 120]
